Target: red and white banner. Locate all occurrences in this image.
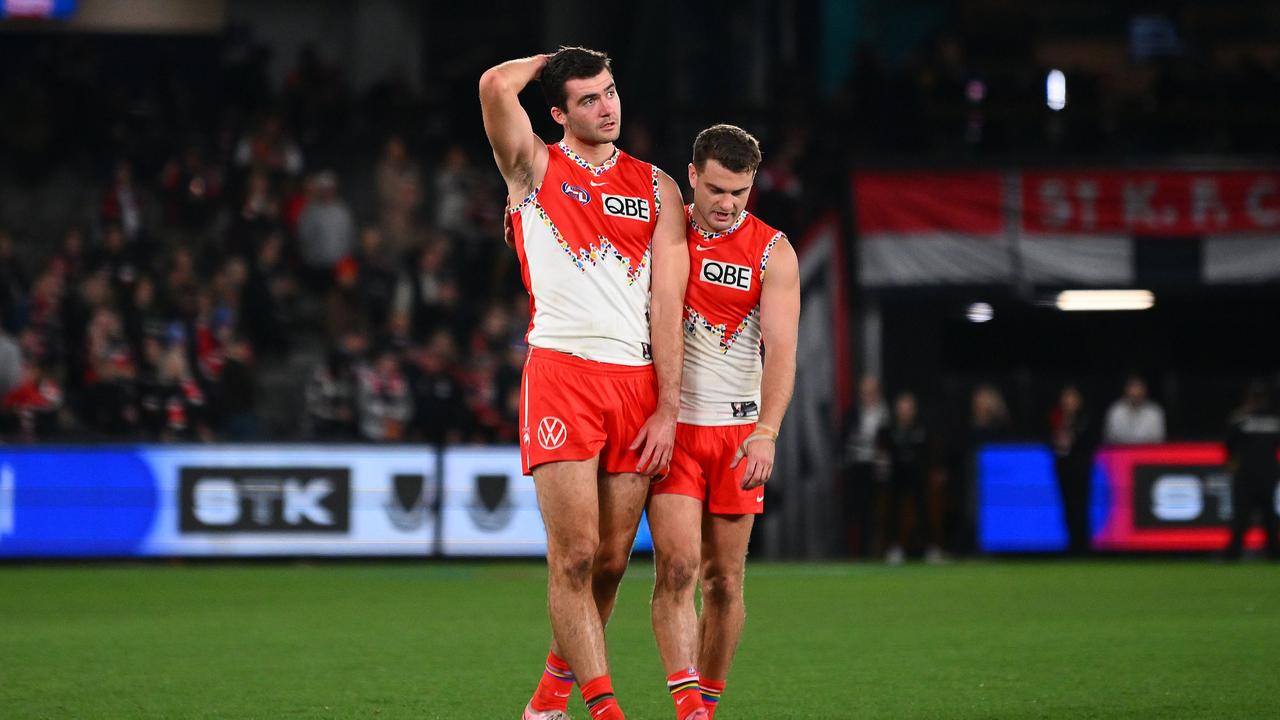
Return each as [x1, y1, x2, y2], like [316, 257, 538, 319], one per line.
[1023, 170, 1280, 236]
[854, 170, 1280, 286]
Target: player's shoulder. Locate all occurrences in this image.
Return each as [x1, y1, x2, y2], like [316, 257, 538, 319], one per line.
[744, 212, 789, 246]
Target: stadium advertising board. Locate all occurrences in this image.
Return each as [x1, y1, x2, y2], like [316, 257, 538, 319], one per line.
[0, 445, 651, 558]
[1092, 444, 1277, 551]
[0, 446, 438, 557]
[978, 443, 1279, 553]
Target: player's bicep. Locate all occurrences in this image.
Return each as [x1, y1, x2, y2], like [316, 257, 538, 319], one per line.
[760, 238, 800, 355]
[478, 72, 544, 189]
[650, 172, 689, 300]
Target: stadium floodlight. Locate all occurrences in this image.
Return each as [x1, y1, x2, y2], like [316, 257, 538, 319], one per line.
[1046, 69, 1067, 111]
[1054, 289, 1154, 311]
[966, 302, 994, 323]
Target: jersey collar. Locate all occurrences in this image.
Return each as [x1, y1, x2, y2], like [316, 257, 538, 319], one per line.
[686, 204, 748, 240]
[558, 141, 619, 176]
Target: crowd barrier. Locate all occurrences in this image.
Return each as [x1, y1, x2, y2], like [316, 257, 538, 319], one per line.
[978, 443, 1278, 552]
[0, 445, 653, 558]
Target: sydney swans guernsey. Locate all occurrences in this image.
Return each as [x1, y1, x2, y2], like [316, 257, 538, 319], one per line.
[509, 142, 662, 365]
[680, 206, 784, 426]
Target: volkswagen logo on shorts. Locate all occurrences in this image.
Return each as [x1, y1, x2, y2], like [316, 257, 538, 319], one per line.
[561, 182, 590, 205]
[538, 416, 568, 450]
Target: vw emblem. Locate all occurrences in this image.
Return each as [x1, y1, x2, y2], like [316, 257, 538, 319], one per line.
[538, 416, 568, 450]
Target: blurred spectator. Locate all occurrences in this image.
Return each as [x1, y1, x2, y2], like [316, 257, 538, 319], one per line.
[160, 145, 223, 232]
[1222, 381, 1280, 561]
[356, 344, 411, 442]
[951, 384, 1012, 554]
[122, 275, 166, 360]
[375, 135, 423, 258]
[83, 307, 139, 435]
[2, 358, 62, 440]
[99, 160, 147, 242]
[138, 339, 206, 442]
[1104, 376, 1166, 444]
[306, 348, 359, 440]
[0, 327, 22, 396]
[354, 226, 398, 330]
[393, 238, 458, 341]
[878, 391, 941, 564]
[241, 230, 297, 356]
[52, 227, 88, 283]
[432, 144, 478, 238]
[234, 114, 303, 177]
[91, 224, 141, 301]
[406, 329, 467, 445]
[326, 257, 371, 341]
[840, 375, 889, 558]
[1050, 385, 1094, 555]
[231, 168, 282, 256]
[298, 170, 355, 287]
[0, 230, 30, 332]
[217, 334, 257, 441]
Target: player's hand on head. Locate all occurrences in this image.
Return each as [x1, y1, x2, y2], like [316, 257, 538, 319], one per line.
[732, 431, 775, 490]
[629, 409, 676, 477]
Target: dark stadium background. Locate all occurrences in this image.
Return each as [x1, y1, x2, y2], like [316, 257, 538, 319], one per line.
[1, 2, 1278, 718]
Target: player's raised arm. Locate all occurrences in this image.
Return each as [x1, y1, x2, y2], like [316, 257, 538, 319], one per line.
[735, 234, 799, 489]
[630, 170, 688, 475]
[478, 55, 550, 198]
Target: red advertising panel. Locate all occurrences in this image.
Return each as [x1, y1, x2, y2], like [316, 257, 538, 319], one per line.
[1092, 444, 1275, 551]
[1022, 170, 1280, 236]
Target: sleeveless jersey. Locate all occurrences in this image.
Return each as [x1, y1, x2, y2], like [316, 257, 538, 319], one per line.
[509, 142, 662, 365]
[679, 206, 785, 426]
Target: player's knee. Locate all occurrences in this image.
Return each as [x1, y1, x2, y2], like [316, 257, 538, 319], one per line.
[700, 568, 743, 607]
[655, 553, 699, 594]
[550, 543, 598, 590]
[592, 549, 630, 590]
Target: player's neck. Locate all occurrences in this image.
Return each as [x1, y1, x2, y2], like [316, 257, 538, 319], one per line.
[561, 135, 616, 167]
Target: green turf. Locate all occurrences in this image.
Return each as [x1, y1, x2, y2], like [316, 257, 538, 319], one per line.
[1, 560, 1277, 719]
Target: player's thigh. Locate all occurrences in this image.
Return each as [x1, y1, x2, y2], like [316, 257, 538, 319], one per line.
[701, 512, 755, 585]
[595, 471, 651, 556]
[535, 457, 602, 553]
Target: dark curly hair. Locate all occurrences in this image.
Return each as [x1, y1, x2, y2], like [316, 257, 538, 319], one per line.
[541, 46, 613, 112]
[692, 124, 762, 174]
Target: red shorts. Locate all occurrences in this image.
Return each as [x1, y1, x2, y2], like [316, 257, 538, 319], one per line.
[651, 422, 763, 515]
[519, 348, 658, 475]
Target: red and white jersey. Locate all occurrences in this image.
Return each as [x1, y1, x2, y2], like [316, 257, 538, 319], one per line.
[509, 142, 662, 365]
[680, 206, 785, 426]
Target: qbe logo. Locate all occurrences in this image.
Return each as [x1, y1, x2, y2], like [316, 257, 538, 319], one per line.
[179, 467, 350, 533]
[700, 258, 752, 291]
[602, 194, 650, 221]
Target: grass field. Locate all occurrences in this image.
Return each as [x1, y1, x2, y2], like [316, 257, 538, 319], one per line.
[2, 560, 1278, 719]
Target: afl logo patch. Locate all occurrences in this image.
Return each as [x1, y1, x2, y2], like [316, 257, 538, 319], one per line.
[538, 416, 568, 450]
[562, 182, 590, 205]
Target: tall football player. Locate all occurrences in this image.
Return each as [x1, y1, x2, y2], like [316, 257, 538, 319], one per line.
[479, 47, 687, 720]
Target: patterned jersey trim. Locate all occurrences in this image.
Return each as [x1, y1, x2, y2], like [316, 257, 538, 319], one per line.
[651, 165, 662, 217]
[557, 141, 620, 176]
[509, 184, 541, 215]
[686, 205, 749, 240]
[759, 231, 785, 280]
[684, 304, 759, 354]
[534, 200, 650, 284]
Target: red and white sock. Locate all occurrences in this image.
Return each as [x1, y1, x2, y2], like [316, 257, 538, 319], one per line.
[581, 675, 625, 720]
[667, 666, 706, 719]
[529, 651, 574, 712]
[700, 678, 726, 718]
